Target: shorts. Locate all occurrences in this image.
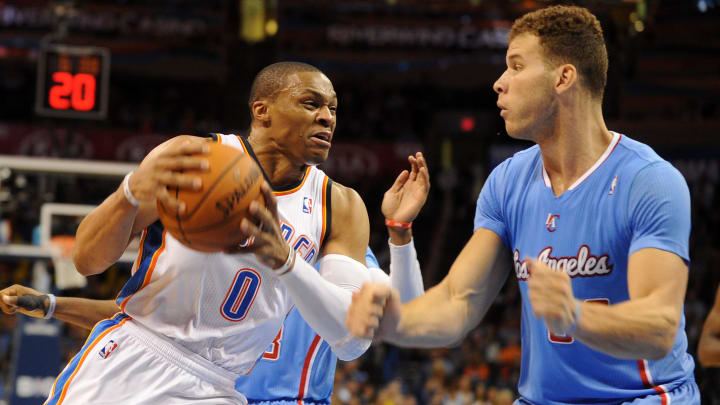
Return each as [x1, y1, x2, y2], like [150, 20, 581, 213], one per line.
[514, 378, 700, 405]
[45, 313, 247, 405]
[623, 379, 700, 405]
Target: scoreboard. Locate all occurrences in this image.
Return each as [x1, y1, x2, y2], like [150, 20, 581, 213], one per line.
[35, 44, 110, 120]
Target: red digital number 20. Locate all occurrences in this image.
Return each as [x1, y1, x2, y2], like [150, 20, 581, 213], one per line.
[48, 72, 96, 111]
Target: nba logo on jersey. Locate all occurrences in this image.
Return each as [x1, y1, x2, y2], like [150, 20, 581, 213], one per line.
[302, 197, 313, 214]
[545, 214, 559, 232]
[98, 340, 118, 359]
[609, 175, 618, 195]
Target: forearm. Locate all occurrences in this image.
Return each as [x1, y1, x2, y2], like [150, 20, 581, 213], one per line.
[388, 237, 424, 303]
[73, 189, 139, 275]
[54, 298, 120, 330]
[384, 281, 474, 348]
[279, 254, 371, 360]
[574, 298, 680, 360]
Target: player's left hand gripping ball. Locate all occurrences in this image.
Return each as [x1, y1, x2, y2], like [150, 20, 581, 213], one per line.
[231, 182, 292, 270]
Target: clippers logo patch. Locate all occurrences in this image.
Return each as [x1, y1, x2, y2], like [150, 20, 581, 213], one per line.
[302, 197, 313, 214]
[98, 340, 118, 359]
[545, 213, 560, 232]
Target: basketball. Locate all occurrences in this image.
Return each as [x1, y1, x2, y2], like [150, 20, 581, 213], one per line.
[157, 142, 265, 252]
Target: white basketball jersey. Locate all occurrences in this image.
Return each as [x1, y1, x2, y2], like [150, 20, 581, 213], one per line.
[116, 134, 332, 376]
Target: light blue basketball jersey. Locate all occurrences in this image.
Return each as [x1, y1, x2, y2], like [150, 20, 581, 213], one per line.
[235, 247, 379, 404]
[474, 133, 697, 404]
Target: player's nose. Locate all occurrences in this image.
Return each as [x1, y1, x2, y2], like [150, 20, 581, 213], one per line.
[493, 71, 508, 94]
[316, 105, 334, 128]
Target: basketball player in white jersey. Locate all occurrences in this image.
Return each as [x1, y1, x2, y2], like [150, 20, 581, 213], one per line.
[37, 62, 427, 404]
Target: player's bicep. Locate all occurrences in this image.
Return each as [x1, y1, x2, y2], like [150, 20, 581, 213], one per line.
[627, 248, 687, 322]
[320, 184, 369, 265]
[445, 228, 509, 326]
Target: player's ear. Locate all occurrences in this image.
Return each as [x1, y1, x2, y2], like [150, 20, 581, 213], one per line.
[251, 100, 271, 127]
[554, 64, 577, 95]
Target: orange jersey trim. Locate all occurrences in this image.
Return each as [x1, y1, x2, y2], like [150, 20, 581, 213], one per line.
[274, 166, 312, 196]
[319, 176, 330, 248]
[46, 316, 130, 405]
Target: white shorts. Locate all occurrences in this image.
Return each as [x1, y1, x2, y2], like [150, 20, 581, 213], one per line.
[45, 313, 247, 405]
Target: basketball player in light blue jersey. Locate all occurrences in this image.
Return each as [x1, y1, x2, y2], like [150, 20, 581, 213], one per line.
[235, 245, 423, 405]
[348, 5, 699, 404]
[234, 154, 428, 405]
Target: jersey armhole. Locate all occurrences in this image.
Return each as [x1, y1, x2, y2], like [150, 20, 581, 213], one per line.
[320, 177, 333, 250]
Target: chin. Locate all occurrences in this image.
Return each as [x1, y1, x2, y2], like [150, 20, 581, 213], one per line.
[505, 124, 533, 142]
[305, 152, 329, 165]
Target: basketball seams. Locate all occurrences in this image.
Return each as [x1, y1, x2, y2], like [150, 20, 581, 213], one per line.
[180, 152, 245, 220]
[158, 142, 265, 252]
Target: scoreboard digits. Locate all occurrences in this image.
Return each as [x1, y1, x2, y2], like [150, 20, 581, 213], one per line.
[35, 45, 110, 119]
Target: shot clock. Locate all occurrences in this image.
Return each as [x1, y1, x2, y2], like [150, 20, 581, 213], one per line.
[35, 44, 110, 119]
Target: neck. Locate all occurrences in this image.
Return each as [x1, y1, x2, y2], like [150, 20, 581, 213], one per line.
[246, 130, 307, 188]
[536, 98, 612, 196]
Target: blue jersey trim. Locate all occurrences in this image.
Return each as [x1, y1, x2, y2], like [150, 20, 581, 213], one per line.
[115, 221, 164, 306]
[45, 313, 129, 404]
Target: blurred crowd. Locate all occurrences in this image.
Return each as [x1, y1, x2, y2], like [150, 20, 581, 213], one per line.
[1, 127, 719, 403]
[1, 2, 720, 399]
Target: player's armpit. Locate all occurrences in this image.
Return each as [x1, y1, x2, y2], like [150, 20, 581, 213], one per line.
[320, 182, 369, 265]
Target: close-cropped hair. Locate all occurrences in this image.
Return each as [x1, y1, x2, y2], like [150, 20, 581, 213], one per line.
[510, 5, 608, 99]
[248, 61, 322, 106]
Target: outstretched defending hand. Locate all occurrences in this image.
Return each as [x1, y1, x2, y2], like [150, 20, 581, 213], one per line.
[527, 259, 580, 336]
[0, 284, 48, 318]
[129, 135, 210, 213]
[346, 282, 402, 340]
[382, 152, 430, 223]
[229, 181, 293, 271]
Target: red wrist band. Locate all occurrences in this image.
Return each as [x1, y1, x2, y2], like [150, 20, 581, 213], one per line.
[385, 219, 412, 229]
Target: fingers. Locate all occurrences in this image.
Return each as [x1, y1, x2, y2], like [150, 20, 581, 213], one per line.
[347, 283, 392, 339]
[0, 294, 17, 315]
[259, 182, 277, 217]
[156, 187, 186, 214]
[408, 156, 419, 182]
[390, 170, 410, 193]
[174, 138, 210, 156]
[157, 156, 210, 172]
[415, 152, 430, 189]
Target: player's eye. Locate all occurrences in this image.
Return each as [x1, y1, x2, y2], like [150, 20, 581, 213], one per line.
[303, 100, 319, 109]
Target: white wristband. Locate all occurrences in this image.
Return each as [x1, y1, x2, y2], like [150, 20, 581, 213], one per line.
[565, 300, 582, 335]
[123, 171, 141, 207]
[276, 248, 297, 276]
[43, 294, 56, 320]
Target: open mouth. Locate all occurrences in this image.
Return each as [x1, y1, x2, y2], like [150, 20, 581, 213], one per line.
[310, 132, 332, 147]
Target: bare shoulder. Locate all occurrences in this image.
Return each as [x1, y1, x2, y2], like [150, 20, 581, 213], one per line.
[331, 181, 366, 213]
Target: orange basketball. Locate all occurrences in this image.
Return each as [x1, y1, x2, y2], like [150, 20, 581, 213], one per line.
[157, 142, 265, 252]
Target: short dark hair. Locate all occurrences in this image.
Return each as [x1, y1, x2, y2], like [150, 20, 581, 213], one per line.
[248, 61, 322, 106]
[510, 5, 608, 99]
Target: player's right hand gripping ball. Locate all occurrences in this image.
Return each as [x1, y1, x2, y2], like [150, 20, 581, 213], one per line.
[158, 142, 265, 252]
